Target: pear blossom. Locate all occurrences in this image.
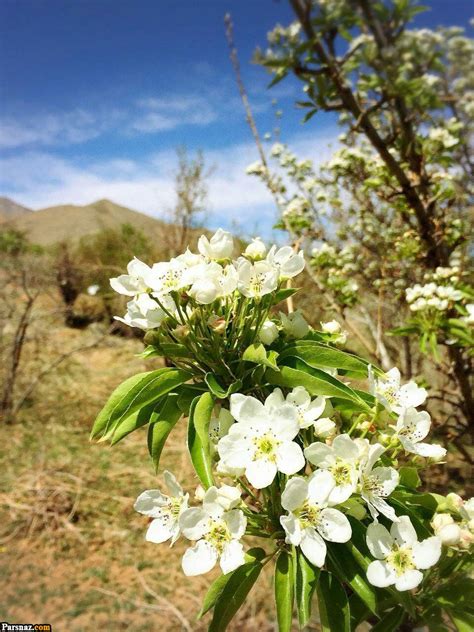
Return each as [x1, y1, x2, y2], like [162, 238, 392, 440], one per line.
[217, 392, 305, 489]
[209, 408, 234, 450]
[321, 320, 342, 334]
[463, 303, 474, 325]
[366, 517, 441, 591]
[145, 258, 188, 295]
[110, 257, 151, 296]
[134, 471, 189, 545]
[265, 386, 333, 435]
[359, 443, 399, 521]
[244, 237, 267, 260]
[368, 366, 427, 414]
[180, 485, 246, 576]
[304, 434, 361, 504]
[280, 309, 309, 338]
[267, 245, 305, 279]
[115, 293, 175, 330]
[198, 229, 234, 260]
[395, 407, 446, 459]
[280, 470, 352, 567]
[236, 259, 279, 299]
[431, 513, 462, 545]
[187, 263, 238, 304]
[258, 319, 279, 345]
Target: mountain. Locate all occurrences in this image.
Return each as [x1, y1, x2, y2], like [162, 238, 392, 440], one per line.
[6, 198, 166, 246]
[0, 197, 33, 222]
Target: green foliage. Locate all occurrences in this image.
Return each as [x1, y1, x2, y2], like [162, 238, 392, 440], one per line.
[187, 392, 215, 489]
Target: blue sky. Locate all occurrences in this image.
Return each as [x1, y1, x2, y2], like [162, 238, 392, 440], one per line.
[0, 0, 472, 236]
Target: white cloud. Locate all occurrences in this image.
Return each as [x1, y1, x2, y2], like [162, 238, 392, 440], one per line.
[0, 129, 338, 236]
[130, 96, 218, 133]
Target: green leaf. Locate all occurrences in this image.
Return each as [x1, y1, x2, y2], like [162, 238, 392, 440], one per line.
[198, 548, 266, 619]
[90, 367, 191, 439]
[208, 560, 263, 631]
[273, 287, 298, 304]
[156, 342, 193, 358]
[316, 571, 350, 632]
[188, 392, 215, 489]
[275, 550, 294, 632]
[327, 545, 377, 615]
[243, 343, 280, 371]
[280, 341, 376, 377]
[176, 384, 207, 414]
[266, 362, 370, 411]
[205, 373, 243, 399]
[399, 466, 421, 489]
[295, 548, 319, 628]
[108, 400, 161, 445]
[370, 606, 405, 631]
[147, 394, 182, 471]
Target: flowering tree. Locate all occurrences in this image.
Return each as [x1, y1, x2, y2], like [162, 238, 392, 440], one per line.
[92, 228, 472, 630]
[244, 0, 473, 449]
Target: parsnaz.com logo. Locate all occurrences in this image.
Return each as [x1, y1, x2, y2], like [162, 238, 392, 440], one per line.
[1, 624, 51, 631]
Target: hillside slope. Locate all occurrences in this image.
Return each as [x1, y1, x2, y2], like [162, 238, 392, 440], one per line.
[8, 199, 166, 246]
[0, 197, 32, 222]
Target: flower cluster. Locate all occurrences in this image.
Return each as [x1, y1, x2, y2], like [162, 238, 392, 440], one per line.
[406, 282, 463, 313]
[95, 228, 471, 629]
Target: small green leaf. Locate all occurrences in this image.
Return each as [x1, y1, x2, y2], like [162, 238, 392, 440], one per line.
[295, 548, 319, 628]
[243, 343, 280, 371]
[273, 287, 298, 304]
[280, 341, 376, 377]
[275, 550, 294, 632]
[199, 548, 266, 619]
[208, 560, 263, 631]
[147, 394, 182, 471]
[176, 384, 207, 414]
[90, 367, 191, 439]
[108, 400, 160, 445]
[399, 466, 421, 490]
[317, 571, 350, 632]
[188, 392, 215, 489]
[205, 373, 243, 399]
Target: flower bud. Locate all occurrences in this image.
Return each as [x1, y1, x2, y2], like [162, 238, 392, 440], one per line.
[188, 279, 219, 304]
[259, 320, 279, 345]
[279, 310, 309, 339]
[208, 314, 226, 334]
[321, 320, 341, 334]
[244, 238, 267, 260]
[198, 229, 234, 260]
[431, 513, 461, 545]
[447, 493, 464, 511]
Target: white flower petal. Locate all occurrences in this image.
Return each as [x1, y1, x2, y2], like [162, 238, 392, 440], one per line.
[412, 537, 441, 569]
[145, 517, 175, 544]
[395, 569, 424, 591]
[163, 471, 182, 497]
[245, 458, 277, 489]
[367, 560, 396, 587]
[307, 470, 335, 506]
[230, 394, 267, 425]
[370, 467, 400, 496]
[275, 442, 305, 475]
[272, 405, 300, 440]
[328, 482, 355, 505]
[318, 508, 352, 543]
[366, 522, 393, 559]
[286, 386, 311, 409]
[179, 507, 209, 540]
[182, 540, 218, 576]
[134, 490, 169, 517]
[411, 442, 447, 459]
[304, 442, 334, 468]
[300, 528, 327, 567]
[280, 513, 302, 545]
[391, 516, 418, 546]
[265, 388, 285, 410]
[332, 434, 360, 461]
[220, 540, 245, 574]
[281, 477, 308, 511]
[224, 509, 247, 539]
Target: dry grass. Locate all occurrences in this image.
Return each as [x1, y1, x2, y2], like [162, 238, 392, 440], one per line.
[0, 323, 300, 631]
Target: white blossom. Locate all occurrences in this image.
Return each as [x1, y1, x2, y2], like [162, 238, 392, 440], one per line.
[187, 262, 238, 304]
[244, 237, 267, 260]
[366, 517, 441, 591]
[431, 513, 462, 545]
[359, 443, 399, 522]
[115, 293, 175, 330]
[145, 258, 188, 294]
[110, 257, 151, 296]
[217, 392, 305, 489]
[280, 310, 309, 339]
[280, 470, 352, 567]
[266, 386, 333, 435]
[304, 434, 361, 504]
[395, 407, 447, 459]
[258, 320, 279, 345]
[267, 245, 305, 279]
[236, 259, 279, 299]
[180, 485, 246, 575]
[198, 229, 234, 260]
[368, 366, 427, 413]
[134, 471, 189, 545]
